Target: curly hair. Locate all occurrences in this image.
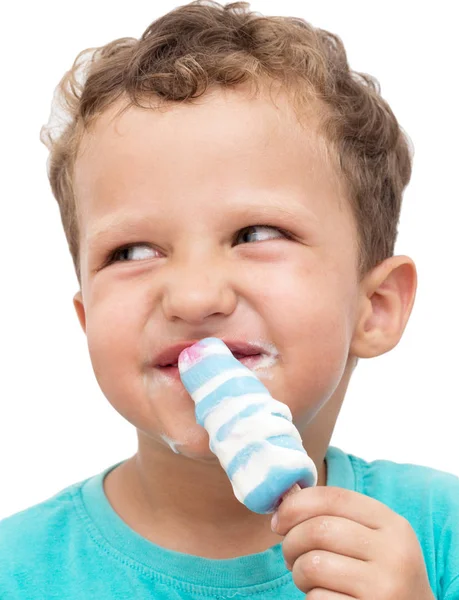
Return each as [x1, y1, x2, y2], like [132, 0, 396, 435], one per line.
[40, 0, 413, 286]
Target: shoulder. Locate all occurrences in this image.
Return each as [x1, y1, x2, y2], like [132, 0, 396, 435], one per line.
[343, 450, 459, 597]
[329, 445, 459, 508]
[0, 480, 86, 586]
[0, 480, 82, 535]
[349, 451, 459, 509]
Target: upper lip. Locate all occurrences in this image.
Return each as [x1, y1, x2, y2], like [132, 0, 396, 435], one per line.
[154, 339, 268, 367]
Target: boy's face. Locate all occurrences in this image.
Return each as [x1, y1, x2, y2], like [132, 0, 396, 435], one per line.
[73, 85, 361, 460]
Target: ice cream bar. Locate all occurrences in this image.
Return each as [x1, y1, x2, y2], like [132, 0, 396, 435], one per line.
[178, 337, 317, 514]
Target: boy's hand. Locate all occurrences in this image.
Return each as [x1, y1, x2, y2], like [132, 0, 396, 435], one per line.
[272, 486, 435, 599]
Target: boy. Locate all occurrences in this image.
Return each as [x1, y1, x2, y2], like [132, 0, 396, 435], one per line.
[1, 1, 458, 598]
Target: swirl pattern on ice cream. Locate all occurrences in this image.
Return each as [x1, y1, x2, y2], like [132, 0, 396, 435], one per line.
[178, 337, 317, 514]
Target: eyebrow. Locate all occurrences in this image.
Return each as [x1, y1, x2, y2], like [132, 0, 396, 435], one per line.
[86, 215, 151, 247]
[86, 197, 320, 249]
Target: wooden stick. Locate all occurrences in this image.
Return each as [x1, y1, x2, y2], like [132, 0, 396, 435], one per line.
[281, 483, 301, 501]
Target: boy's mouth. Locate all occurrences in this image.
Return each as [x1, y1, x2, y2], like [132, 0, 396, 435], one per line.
[154, 340, 267, 367]
[158, 352, 263, 370]
[157, 353, 265, 380]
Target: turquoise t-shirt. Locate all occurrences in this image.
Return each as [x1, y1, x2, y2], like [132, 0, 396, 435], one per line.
[1, 446, 458, 599]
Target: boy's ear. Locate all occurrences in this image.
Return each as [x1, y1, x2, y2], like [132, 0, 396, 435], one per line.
[73, 291, 87, 333]
[350, 255, 417, 359]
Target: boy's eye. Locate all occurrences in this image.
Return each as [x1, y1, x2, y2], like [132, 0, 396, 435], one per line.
[108, 244, 157, 264]
[105, 226, 289, 266]
[235, 225, 289, 245]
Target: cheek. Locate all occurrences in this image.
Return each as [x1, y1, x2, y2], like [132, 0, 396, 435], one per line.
[277, 252, 354, 332]
[83, 291, 143, 396]
[80, 288, 203, 443]
[84, 304, 157, 431]
[261, 263, 351, 333]
[259, 267, 353, 415]
[281, 318, 350, 424]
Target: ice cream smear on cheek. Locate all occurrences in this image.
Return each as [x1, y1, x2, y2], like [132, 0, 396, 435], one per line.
[247, 340, 279, 377]
[178, 337, 317, 514]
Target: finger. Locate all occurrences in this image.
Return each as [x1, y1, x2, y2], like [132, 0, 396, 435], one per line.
[274, 486, 394, 536]
[291, 550, 368, 596]
[283, 515, 373, 568]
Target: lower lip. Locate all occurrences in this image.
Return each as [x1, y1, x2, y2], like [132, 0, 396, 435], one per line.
[236, 354, 264, 368]
[157, 354, 264, 378]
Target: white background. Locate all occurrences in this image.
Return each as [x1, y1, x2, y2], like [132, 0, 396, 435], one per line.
[1, 0, 458, 520]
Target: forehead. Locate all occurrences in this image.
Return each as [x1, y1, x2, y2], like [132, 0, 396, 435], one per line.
[73, 86, 348, 238]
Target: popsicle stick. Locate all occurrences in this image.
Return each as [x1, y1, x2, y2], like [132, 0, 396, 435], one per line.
[281, 483, 301, 502]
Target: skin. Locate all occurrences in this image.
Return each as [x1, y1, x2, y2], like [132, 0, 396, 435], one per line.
[72, 84, 428, 594]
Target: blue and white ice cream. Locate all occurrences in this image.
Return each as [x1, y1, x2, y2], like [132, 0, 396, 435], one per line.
[178, 337, 317, 514]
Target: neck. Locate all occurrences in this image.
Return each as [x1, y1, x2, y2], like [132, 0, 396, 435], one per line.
[102, 356, 356, 559]
[104, 434, 327, 559]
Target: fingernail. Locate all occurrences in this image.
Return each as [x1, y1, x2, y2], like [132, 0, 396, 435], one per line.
[284, 561, 292, 571]
[271, 512, 279, 532]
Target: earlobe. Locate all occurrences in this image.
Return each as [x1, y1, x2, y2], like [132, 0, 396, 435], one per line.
[73, 291, 87, 333]
[350, 255, 417, 359]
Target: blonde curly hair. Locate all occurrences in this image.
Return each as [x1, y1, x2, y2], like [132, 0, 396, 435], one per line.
[41, 0, 413, 286]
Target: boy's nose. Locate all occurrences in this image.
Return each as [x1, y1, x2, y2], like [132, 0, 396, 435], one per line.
[161, 258, 237, 324]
